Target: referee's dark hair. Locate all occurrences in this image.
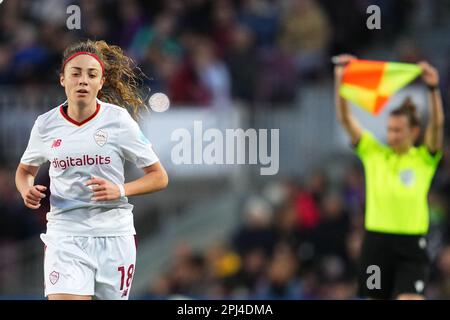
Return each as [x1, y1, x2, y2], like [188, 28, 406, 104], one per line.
[390, 97, 420, 128]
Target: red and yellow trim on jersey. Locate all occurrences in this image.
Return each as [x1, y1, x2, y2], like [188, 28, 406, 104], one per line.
[60, 102, 101, 126]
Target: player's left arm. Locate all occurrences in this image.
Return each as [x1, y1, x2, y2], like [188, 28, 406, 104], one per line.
[125, 161, 169, 197]
[87, 161, 168, 201]
[420, 61, 445, 154]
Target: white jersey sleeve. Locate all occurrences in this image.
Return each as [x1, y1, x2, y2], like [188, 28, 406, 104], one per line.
[119, 112, 159, 168]
[20, 119, 48, 166]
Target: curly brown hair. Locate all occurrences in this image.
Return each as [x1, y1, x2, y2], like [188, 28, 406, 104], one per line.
[61, 39, 148, 119]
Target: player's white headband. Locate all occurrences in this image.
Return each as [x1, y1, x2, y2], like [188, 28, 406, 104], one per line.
[62, 51, 105, 75]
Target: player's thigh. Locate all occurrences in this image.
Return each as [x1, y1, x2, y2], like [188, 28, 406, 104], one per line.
[48, 294, 92, 300]
[95, 235, 137, 300]
[42, 234, 95, 297]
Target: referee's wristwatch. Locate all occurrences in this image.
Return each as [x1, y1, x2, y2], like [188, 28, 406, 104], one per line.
[427, 84, 439, 91]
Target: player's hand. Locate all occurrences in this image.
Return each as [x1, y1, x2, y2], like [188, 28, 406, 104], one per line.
[333, 54, 357, 66]
[86, 176, 121, 201]
[333, 54, 357, 80]
[22, 185, 47, 209]
[418, 61, 439, 87]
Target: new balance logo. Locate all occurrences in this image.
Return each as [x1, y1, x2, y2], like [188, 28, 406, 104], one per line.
[51, 139, 62, 148]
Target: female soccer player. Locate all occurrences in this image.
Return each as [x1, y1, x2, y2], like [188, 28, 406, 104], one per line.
[15, 40, 169, 300]
[334, 54, 444, 300]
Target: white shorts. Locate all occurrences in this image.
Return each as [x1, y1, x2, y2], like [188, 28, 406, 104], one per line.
[40, 233, 136, 300]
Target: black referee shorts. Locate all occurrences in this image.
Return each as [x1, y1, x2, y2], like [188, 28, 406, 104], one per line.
[358, 230, 429, 299]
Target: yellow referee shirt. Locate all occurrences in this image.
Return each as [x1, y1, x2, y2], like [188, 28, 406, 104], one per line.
[356, 130, 442, 235]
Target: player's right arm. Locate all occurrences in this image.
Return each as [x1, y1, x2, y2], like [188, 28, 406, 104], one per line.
[334, 54, 363, 146]
[15, 163, 46, 209]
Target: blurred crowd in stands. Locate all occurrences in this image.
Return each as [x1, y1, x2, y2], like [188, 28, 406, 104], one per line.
[2, 0, 447, 107]
[1, 0, 450, 299]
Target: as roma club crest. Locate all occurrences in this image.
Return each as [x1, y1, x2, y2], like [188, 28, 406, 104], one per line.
[94, 129, 108, 147]
[49, 271, 60, 285]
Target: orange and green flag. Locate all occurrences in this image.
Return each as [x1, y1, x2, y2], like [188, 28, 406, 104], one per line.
[339, 60, 422, 115]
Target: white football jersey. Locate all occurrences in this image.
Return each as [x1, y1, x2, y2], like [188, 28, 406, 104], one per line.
[20, 99, 159, 236]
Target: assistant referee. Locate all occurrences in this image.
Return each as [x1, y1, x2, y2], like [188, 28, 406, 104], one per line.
[334, 54, 444, 300]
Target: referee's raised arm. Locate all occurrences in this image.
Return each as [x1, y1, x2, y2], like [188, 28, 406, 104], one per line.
[419, 61, 445, 154]
[334, 54, 363, 146]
